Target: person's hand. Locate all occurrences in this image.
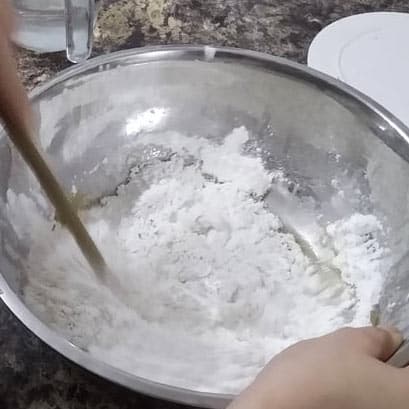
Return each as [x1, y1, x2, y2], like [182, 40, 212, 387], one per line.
[0, 0, 33, 139]
[0, 0, 15, 38]
[228, 327, 405, 409]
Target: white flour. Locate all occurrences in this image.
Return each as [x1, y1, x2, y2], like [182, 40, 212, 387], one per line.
[7, 127, 387, 393]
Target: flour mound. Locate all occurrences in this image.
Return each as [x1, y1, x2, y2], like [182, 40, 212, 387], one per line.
[8, 127, 387, 393]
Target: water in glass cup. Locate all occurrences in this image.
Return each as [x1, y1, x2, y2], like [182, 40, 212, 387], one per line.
[13, 0, 66, 52]
[12, 0, 95, 63]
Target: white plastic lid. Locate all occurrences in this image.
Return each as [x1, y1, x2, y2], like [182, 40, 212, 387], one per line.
[308, 12, 409, 127]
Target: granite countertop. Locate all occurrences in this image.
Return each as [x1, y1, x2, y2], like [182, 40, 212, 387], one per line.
[2, 1, 409, 408]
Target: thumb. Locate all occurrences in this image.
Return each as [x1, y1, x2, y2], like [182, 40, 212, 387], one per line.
[344, 326, 403, 361]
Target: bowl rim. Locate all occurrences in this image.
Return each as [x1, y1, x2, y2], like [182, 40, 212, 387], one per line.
[2, 44, 409, 409]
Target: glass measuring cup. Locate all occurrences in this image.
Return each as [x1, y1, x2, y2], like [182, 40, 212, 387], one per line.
[12, 0, 95, 63]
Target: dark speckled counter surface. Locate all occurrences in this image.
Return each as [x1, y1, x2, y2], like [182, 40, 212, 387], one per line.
[3, 1, 409, 408]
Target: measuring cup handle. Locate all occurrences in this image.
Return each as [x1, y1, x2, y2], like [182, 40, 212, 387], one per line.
[64, 0, 95, 63]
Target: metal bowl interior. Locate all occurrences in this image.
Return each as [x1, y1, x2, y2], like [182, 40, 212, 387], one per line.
[0, 46, 409, 408]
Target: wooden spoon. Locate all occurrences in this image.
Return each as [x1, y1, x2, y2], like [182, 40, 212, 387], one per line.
[0, 34, 108, 281]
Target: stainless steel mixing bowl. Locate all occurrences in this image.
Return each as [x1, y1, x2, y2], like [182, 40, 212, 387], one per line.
[0, 46, 409, 408]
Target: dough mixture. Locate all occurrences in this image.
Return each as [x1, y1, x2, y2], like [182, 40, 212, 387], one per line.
[6, 127, 387, 393]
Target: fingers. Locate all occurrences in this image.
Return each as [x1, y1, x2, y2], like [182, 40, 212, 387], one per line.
[332, 326, 403, 361]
